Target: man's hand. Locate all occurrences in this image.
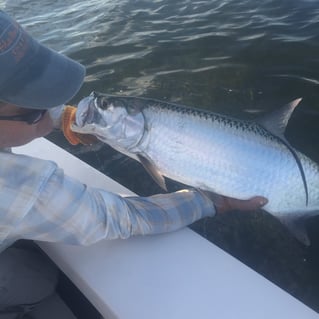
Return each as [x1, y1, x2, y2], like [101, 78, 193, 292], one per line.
[201, 191, 268, 214]
[62, 105, 98, 145]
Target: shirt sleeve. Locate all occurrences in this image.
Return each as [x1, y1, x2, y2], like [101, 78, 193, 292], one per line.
[11, 166, 216, 246]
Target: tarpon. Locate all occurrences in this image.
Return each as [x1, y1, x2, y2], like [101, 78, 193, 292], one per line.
[72, 92, 319, 245]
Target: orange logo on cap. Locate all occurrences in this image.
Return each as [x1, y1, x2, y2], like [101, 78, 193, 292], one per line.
[0, 22, 18, 54]
[12, 30, 29, 62]
[0, 22, 30, 63]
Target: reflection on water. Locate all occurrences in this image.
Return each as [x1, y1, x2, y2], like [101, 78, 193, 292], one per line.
[6, 0, 319, 108]
[3, 0, 319, 312]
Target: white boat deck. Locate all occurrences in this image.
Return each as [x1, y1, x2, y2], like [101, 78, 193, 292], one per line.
[14, 138, 319, 319]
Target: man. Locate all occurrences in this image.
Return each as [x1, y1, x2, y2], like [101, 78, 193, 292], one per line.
[0, 11, 267, 318]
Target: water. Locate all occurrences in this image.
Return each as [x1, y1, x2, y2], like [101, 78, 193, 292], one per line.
[3, 0, 319, 312]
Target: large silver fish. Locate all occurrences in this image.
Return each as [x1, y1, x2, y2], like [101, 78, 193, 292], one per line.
[72, 92, 319, 245]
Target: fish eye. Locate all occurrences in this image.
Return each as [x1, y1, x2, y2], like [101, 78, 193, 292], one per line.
[97, 97, 109, 110]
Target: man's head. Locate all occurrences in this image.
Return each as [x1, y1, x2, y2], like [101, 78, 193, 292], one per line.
[0, 10, 85, 109]
[0, 11, 86, 148]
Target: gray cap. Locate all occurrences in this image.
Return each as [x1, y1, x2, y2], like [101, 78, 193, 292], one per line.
[0, 10, 85, 109]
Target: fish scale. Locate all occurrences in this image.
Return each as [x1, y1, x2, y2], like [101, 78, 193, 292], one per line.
[140, 105, 303, 208]
[72, 92, 319, 245]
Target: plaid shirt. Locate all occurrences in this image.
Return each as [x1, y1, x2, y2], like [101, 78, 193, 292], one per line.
[0, 150, 215, 252]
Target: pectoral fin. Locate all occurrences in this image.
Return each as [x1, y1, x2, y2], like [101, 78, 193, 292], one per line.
[278, 214, 310, 246]
[137, 154, 167, 191]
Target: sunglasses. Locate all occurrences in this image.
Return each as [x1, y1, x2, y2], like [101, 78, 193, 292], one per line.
[0, 109, 47, 125]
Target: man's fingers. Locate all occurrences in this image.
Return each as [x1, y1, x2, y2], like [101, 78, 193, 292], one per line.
[226, 196, 268, 212]
[200, 190, 268, 214]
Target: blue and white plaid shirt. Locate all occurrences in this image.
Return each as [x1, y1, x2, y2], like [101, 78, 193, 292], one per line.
[0, 150, 215, 252]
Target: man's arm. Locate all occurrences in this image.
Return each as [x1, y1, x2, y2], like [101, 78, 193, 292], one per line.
[10, 164, 266, 246]
[10, 166, 215, 245]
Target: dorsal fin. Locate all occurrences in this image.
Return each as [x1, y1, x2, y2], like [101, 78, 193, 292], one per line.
[257, 98, 308, 205]
[258, 98, 302, 136]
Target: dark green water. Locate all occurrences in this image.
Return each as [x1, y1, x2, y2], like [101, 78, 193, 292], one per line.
[3, 0, 319, 313]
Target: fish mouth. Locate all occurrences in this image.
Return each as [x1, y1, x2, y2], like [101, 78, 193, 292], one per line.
[75, 96, 96, 127]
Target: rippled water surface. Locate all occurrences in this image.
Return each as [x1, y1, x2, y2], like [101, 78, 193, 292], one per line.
[3, 0, 319, 313]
